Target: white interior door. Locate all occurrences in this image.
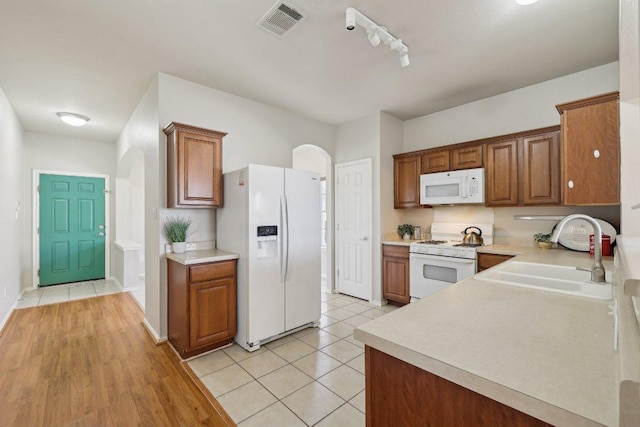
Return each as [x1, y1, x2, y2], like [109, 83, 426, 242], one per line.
[335, 158, 372, 300]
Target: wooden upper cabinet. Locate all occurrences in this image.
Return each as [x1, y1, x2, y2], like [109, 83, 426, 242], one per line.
[164, 122, 226, 208]
[521, 131, 560, 205]
[556, 92, 620, 205]
[485, 139, 519, 206]
[421, 150, 450, 173]
[451, 145, 483, 170]
[394, 155, 422, 208]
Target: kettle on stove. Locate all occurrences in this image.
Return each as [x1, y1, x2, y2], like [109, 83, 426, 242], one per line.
[461, 226, 484, 246]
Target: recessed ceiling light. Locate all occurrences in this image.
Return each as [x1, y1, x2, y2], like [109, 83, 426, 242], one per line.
[515, 0, 539, 5]
[56, 112, 90, 127]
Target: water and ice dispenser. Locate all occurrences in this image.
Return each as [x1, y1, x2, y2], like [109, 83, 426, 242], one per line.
[256, 225, 278, 259]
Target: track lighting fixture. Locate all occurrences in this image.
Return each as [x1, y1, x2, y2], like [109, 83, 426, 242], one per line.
[345, 7, 410, 67]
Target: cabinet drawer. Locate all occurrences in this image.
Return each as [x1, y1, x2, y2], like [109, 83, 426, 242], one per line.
[189, 260, 236, 283]
[477, 253, 513, 272]
[383, 244, 410, 258]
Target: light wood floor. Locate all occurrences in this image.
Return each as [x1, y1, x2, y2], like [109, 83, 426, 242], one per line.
[0, 292, 235, 426]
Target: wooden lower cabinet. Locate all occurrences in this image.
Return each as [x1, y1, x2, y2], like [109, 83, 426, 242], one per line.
[168, 258, 237, 358]
[382, 245, 410, 305]
[477, 252, 514, 272]
[365, 346, 551, 426]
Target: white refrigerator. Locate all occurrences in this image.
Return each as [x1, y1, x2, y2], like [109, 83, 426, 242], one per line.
[217, 164, 321, 351]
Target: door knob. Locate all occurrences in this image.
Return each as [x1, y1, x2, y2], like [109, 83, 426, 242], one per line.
[360, 237, 369, 241]
[97, 232, 105, 237]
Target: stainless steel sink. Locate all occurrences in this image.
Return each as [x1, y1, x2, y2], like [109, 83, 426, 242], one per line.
[474, 261, 612, 300]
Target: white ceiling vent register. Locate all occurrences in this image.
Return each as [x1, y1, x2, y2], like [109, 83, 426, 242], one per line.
[257, 1, 307, 37]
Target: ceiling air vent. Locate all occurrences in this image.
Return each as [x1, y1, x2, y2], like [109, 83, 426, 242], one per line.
[257, 1, 307, 37]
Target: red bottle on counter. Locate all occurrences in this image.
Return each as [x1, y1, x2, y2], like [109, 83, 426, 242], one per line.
[589, 234, 612, 257]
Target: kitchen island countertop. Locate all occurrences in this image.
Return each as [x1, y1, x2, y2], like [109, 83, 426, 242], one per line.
[355, 246, 622, 426]
[165, 248, 239, 265]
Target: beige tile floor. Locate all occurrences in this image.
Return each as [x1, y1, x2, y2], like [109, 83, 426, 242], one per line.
[187, 292, 400, 426]
[15, 279, 122, 308]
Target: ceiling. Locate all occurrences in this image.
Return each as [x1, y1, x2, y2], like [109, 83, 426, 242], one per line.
[0, 0, 618, 142]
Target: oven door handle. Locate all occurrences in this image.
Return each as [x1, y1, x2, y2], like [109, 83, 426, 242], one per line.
[410, 253, 475, 264]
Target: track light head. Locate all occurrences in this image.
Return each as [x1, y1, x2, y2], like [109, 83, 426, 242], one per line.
[367, 26, 380, 46]
[400, 54, 410, 67]
[345, 7, 356, 30]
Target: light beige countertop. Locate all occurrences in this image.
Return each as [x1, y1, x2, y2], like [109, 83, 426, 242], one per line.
[355, 245, 622, 426]
[165, 248, 239, 265]
[382, 238, 416, 247]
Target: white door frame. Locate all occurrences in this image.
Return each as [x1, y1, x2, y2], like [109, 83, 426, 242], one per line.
[334, 158, 373, 301]
[32, 169, 111, 288]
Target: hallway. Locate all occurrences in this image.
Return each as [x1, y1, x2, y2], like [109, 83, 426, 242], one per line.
[0, 292, 232, 426]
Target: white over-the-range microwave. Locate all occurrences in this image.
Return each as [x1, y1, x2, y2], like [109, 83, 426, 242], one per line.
[420, 167, 485, 205]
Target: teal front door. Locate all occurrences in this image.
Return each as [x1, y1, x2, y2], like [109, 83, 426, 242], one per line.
[39, 174, 106, 286]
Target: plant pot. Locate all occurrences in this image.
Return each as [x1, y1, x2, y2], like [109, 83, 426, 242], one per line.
[173, 242, 187, 253]
[403, 233, 410, 240]
[538, 241, 552, 249]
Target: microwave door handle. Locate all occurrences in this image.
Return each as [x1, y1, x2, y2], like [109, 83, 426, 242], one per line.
[460, 177, 467, 198]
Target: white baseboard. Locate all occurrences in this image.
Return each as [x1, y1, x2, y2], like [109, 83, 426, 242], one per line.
[0, 299, 20, 335]
[141, 318, 167, 344]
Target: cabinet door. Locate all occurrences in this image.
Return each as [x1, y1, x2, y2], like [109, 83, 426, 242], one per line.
[421, 151, 450, 174]
[451, 145, 483, 170]
[382, 245, 410, 304]
[189, 277, 237, 350]
[522, 132, 560, 205]
[560, 95, 619, 205]
[165, 123, 226, 208]
[394, 155, 422, 208]
[485, 140, 519, 206]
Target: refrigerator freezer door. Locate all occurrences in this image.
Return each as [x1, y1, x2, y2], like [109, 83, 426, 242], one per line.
[284, 169, 321, 331]
[246, 165, 286, 344]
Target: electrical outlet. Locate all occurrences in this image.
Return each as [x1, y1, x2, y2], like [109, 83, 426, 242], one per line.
[186, 243, 197, 251]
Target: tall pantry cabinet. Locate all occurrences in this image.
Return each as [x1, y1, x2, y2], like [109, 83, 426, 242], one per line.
[556, 92, 620, 206]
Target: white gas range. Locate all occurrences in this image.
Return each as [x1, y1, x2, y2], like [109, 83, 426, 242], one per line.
[409, 223, 493, 301]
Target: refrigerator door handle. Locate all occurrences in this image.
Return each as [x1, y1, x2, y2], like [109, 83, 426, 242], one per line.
[281, 195, 290, 282]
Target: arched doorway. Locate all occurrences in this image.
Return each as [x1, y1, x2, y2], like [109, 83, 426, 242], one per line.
[292, 145, 333, 293]
[115, 148, 145, 308]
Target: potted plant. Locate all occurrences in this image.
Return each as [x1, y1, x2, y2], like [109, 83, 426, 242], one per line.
[163, 216, 192, 253]
[397, 224, 415, 240]
[533, 232, 553, 249]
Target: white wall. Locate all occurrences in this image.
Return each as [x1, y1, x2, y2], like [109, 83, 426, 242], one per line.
[620, 0, 640, 235]
[22, 132, 117, 288]
[0, 85, 24, 328]
[404, 62, 619, 151]
[116, 76, 162, 337]
[130, 73, 337, 338]
[335, 113, 383, 303]
[379, 113, 406, 236]
[399, 63, 621, 242]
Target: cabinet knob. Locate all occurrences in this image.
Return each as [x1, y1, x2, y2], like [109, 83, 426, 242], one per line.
[594, 149, 600, 159]
[567, 180, 574, 189]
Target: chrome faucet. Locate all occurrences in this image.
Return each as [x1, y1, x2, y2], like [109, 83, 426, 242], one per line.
[550, 214, 606, 283]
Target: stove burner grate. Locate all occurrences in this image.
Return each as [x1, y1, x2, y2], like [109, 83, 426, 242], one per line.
[418, 240, 448, 245]
[453, 243, 483, 247]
